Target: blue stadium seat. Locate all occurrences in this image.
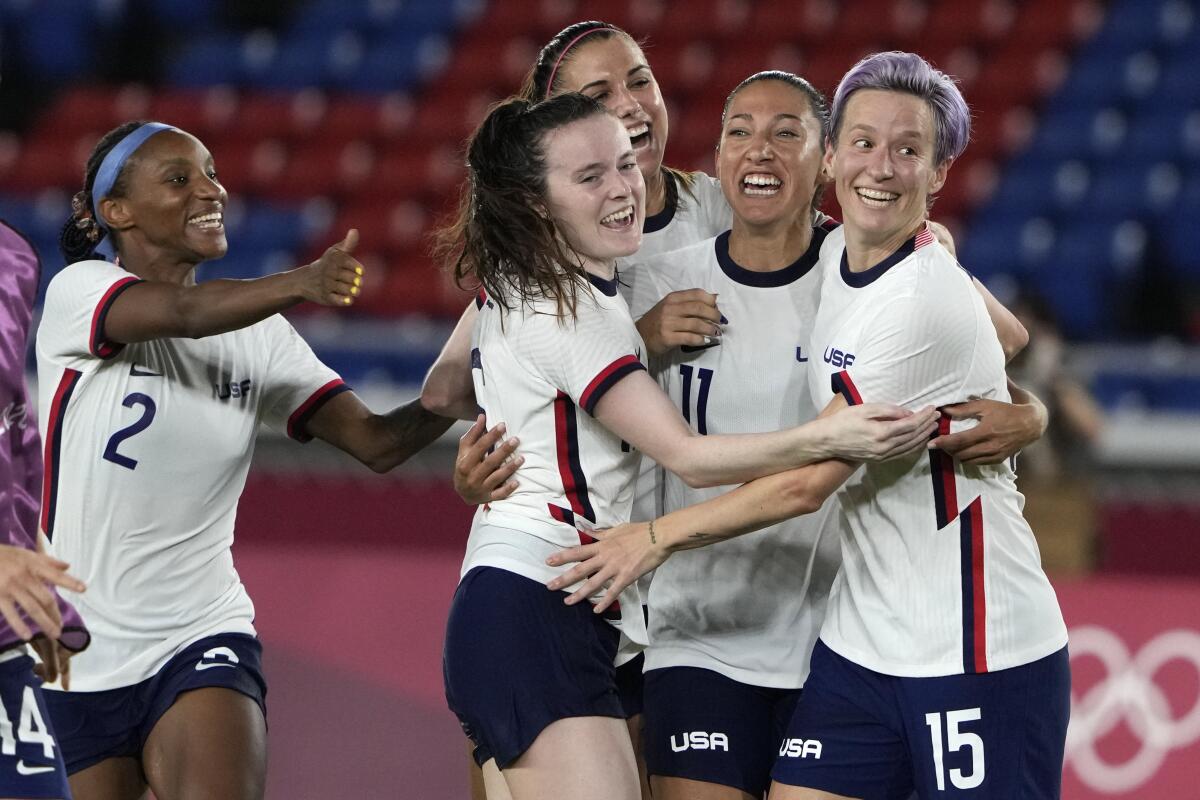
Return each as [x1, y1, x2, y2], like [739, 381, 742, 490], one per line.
[1126, 110, 1190, 162]
[167, 36, 246, 87]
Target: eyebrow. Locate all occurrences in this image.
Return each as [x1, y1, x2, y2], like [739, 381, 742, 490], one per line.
[728, 112, 803, 124]
[579, 64, 650, 93]
[571, 162, 606, 179]
[848, 123, 923, 140]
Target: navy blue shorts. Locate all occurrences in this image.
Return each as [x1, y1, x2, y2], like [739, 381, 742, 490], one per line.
[772, 640, 1070, 800]
[44, 633, 267, 776]
[0, 655, 71, 798]
[443, 567, 625, 769]
[644, 666, 801, 797]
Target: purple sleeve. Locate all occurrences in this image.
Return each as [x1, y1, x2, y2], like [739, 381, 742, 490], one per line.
[0, 222, 89, 654]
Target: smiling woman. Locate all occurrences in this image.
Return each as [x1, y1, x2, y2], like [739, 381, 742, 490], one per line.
[33, 120, 483, 800]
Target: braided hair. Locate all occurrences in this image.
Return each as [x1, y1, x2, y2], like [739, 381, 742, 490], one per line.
[59, 120, 146, 263]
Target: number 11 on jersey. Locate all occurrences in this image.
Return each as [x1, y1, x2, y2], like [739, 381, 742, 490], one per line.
[679, 365, 713, 435]
[925, 708, 985, 791]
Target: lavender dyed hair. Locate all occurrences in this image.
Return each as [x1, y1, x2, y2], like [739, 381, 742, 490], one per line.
[829, 51, 970, 166]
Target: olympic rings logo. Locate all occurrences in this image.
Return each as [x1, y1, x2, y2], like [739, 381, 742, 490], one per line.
[1066, 626, 1200, 794]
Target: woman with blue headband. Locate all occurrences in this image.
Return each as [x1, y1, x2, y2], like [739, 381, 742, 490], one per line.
[36, 120, 492, 800]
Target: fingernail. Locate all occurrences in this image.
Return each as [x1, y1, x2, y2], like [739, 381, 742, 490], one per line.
[355, 266, 363, 276]
[354, 276, 362, 287]
[719, 314, 728, 324]
[515, 456, 525, 465]
[343, 297, 352, 305]
[351, 286, 359, 295]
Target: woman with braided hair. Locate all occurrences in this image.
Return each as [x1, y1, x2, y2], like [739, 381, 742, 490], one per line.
[37, 121, 505, 800]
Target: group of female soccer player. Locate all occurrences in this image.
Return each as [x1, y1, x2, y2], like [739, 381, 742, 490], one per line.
[432, 21, 1068, 800]
[0, 14, 1069, 800]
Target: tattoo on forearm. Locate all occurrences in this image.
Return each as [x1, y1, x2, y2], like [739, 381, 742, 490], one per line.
[384, 399, 455, 462]
[687, 532, 720, 546]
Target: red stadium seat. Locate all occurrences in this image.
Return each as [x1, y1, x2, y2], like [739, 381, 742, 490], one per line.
[146, 88, 240, 141]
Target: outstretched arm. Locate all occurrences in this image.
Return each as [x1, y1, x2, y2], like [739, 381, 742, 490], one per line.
[593, 370, 937, 489]
[305, 391, 455, 474]
[105, 230, 364, 343]
[548, 396, 863, 611]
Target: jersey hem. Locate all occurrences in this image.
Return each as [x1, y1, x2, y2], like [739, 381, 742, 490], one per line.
[819, 630, 1069, 678]
[643, 648, 809, 689]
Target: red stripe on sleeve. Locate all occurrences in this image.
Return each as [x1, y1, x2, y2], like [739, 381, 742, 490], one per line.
[580, 355, 643, 414]
[89, 277, 141, 358]
[287, 379, 348, 441]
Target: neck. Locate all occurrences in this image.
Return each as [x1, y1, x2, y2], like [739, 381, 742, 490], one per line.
[644, 167, 668, 217]
[583, 256, 616, 281]
[117, 244, 199, 285]
[844, 218, 925, 272]
[727, 213, 814, 271]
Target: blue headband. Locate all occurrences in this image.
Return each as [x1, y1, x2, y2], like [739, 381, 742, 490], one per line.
[91, 122, 179, 260]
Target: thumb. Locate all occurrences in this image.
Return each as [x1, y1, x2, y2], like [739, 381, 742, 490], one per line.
[336, 228, 359, 254]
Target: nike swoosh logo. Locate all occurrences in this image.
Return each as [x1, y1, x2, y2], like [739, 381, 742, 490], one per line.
[129, 363, 163, 377]
[194, 662, 236, 671]
[16, 760, 56, 775]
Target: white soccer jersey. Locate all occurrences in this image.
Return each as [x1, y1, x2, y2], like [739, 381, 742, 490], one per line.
[463, 273, 649, 648]
[632, 226, 843, 688]
[618, 171, 731, 525]
[809, 224, 1068, 677]
[36, 259, 345, 691]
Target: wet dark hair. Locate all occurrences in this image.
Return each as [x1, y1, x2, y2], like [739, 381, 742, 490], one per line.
[720, 71, 832, 216]
[434, 93, 612, 320]
[59, 120, 146, 263]
[518, 20, 697, 201]
[519, 20, 623, 102]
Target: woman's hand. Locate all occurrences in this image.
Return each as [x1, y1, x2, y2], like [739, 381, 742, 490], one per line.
[545, 522, 668, 614]
[453, 416, 523, 505]
[31, 638, 75, 689]
[635, 289, 723, 356]
[930, 399, 1046, 464]
[822, 404, 940, 462]
[0, 545, 85, 641]
[300, 229, 364, 307]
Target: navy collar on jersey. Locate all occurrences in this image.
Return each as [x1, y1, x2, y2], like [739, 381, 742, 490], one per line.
[840, 231, 917, 288]
[587, 270, 620, 297]
[715, 225, 828, 288]
[642, 169, 679, 234]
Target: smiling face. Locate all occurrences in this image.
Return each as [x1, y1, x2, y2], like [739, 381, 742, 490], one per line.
[554, 35, 669, 184]
[100, 129, 228, 264]
[542, 113, 645, 272]
[716, 79, 825, 231]
[824, 89, 950, 251]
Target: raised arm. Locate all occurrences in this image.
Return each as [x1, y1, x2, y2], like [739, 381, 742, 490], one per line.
[420, 299, 479, 420]
[593, 371, 937, 489]
[104, 230, 363, 343]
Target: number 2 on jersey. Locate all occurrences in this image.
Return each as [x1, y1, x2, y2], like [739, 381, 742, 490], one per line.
[103, 392, 157, 470]
[925, 708, 985, 791]
[679, 365, 713, 435]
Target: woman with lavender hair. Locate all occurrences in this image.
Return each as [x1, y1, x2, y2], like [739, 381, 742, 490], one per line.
[548, 51, 1070, 800]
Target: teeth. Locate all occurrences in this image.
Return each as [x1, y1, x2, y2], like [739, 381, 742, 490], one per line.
[189, 212, 223, 228]
[856, 188, 898, 206]
[627, 124, 649, 138]
[601, 206, 634, 225]
[743, 174, 781, 186]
